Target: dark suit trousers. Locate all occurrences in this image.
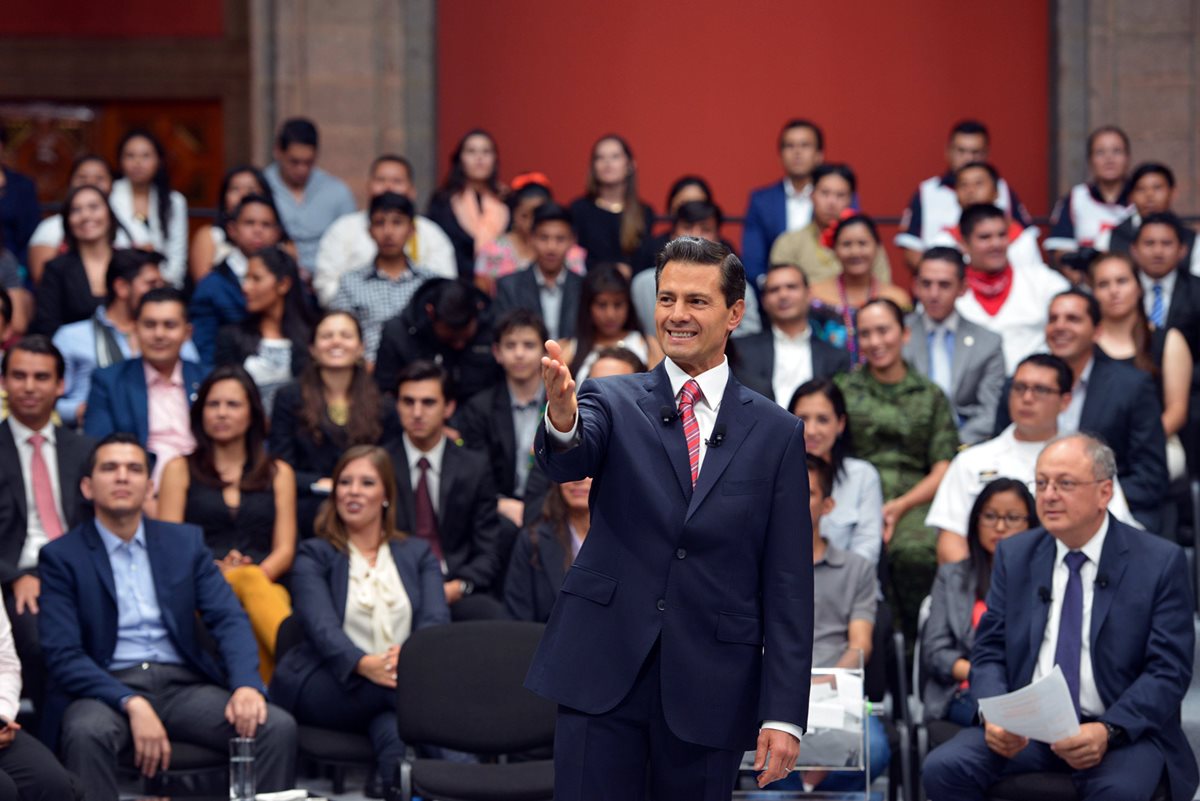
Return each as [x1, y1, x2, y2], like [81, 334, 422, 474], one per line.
[0, 730, 80, 801]
[923, 725, 1166, 801]
[60, 663, 297, 801]
[554, 639, 744, 801]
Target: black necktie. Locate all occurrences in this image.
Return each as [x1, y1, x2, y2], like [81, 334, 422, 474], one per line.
[414, 457, 442, 560]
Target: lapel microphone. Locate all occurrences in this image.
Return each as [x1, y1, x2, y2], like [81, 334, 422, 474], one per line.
[705, 425, 726, 448]
[659, 405, 679, 425]
[1095, 575, 1109, 589]
[1038, 586, 1052, 603]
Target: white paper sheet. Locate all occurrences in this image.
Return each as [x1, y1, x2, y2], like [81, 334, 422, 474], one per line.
[976, 665, 1081, 743]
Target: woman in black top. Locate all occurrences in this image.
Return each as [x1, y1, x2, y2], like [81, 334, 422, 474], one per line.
[33, 185, 118, 335]
[569, 134, 656, 272]
[426, 129, 509, 280]
[158, 364, 297, 682]
[504, 477, 591, 622]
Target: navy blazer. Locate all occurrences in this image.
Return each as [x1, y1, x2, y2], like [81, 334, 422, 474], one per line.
[269, 537, 450, 712]
[84, 357, 208, 447]
[526, 363, 814, 751]
[37, 519, 261, 747]
[971, 519, 1198, 801]
[741, 181, 788, 286]
[729, 329, 852, 403]
[504, 521, 570, 623]
[493, 268, 584, 341]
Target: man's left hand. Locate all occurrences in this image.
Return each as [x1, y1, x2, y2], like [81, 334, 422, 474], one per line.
[1051, 722, 1108, 770]
[225, 687, 268, 738]
[754, 728, 800, 788]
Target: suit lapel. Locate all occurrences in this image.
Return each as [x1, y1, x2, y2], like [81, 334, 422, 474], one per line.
[520, 270, 541, 315]
[332, 547, 350, 622]
[686, 377, 757, 523]
[494, 385, 517, 486]
[83, 521, 118, 605]
[0, 423, 25, 523]
[950, 325, 970, 389]
[1026, 532, 1057, 669]
[906, 316, 930, 375]
[144, 523, 183, 644]
[1090, 516, 1129, 648]
[1077, 351, 1107, 429]
[130, 361, 150, 444]
[635, 366, 692, 501]
[438, 441, 457, 527]
[560, 273, 582, 339]
[392, 444, 417, 530]
[54, 429, 81, 528]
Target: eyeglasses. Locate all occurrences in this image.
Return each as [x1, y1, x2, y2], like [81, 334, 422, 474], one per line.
[1010, 381, 1061, 398]
[1030, 477, 1108, 494]
[979, 511, 1030, 528]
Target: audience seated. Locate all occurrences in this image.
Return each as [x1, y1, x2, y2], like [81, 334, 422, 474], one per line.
[426, 129, 509, 280]
[789, 379, 883, 565]
[504, 477, 590, 623]
[769, 163, 891, 285]
[314, 154, 456, 306]
[954, 203, 1071, 371]
[38, 434, 296, 799]
[894, 120, 1031, 272]
[0, 132, 40, 273]
[921, 478, 1036, 725]
[157, 366, 296, 683]
[926, 161, 1043, 269]
[387, 361, 505, 620]
[923, 434, 1198, 801]
[271, 445, 450, 795]
[189, 193, 287, 365]
[563, 262, 659, 382]
[188, 165, 274, 285]
[474, 178, 586, 295]
[903, 247, 1006, 444]
[930, 354, 1138, 566]
[264, 117, 356, 274]
[731, 262, 851, 405]
[809, 214, 910, 364]
[31, 185, 118, 336]
[1097, 162, 1200, 273]
[84, 288, 208, 488]
[0, 337, 94, 717]
[458, 310, 548, 528]
[1130, 211, 1200, 352]
[569, 134, 656, 273]
[493, 202, 584, 342]
[109, 129, 189, 287]
[834, 299, 959, 643]
[270, 311, 396, 540]
[645, 178, 738, 258]
[742, 118, 826, 285]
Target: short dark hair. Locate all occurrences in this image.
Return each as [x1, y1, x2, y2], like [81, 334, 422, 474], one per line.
[135, 286, 188, 321]
[426, 280, 481, 330]
[806, 454, 834, 500]
[778, 119, 825, 152]
[1052, 288, 1101, 327]
[811, 163, 856, 195]
[590, 346, 646, 374]
[85, 432, 150, 477]
[665, 175, 713, 210]
[919, 246, 967, 281]
[396, 359, 453, 402]
[655, 236, 746, 308]
[370, 153, 413, 179]
[1015, 353, 1073, 395]
[105, 249, 163, 305]
[959, 203, 1006, 240]
[1128, 161, 1175, 191]
[0, 287, 13, 326]
[231, 193, 281, 224]
[767, 261, 809, 287]
[832, 213, 879, 245]
[1136, 211, 1185, 243]
[954, 160, 1000, 187]
[368, 191, 416, 220]
[673, 200, 722, 228]
[859, 297, 907, 329]
[494, 308, 549, 345]
[949, 119, 990, 142]
[1087, 125, 1130, 157]
[2, 335, 65, 380]
[278, 117, 319, 150]
[531, 201, 573, 233]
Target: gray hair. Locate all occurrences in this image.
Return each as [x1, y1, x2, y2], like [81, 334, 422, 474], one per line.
[1041, 433, 1117, 481]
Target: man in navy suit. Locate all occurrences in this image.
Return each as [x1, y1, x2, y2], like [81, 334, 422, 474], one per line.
[532, 237, 813, 799]
[923, 434, 1198, 800]
[741, 120, 825, 286]
[38, 434, 297, 801]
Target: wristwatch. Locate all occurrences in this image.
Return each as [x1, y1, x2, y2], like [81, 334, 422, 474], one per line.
[1102, 721, 1126, 746]
[459, 579, 475, 597]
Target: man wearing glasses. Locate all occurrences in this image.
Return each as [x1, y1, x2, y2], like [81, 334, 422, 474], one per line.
[929, 353, 1137, 565]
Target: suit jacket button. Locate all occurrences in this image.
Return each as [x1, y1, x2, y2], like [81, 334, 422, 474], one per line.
[676, 549, 687, 559]
[656, 599, 666, 611]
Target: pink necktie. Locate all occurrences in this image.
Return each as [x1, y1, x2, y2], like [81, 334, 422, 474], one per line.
[29, 434, 64, 540]
[678, 380, 702, 488]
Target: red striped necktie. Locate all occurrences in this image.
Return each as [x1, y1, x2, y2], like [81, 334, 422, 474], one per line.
[678, 380, 702, 488]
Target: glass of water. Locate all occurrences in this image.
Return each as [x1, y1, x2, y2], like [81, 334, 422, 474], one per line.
[229, 736, 256, 801]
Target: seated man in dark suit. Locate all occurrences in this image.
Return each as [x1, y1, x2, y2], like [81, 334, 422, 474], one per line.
[1129, 211, 1200, 355]
[903, 247, 1005, 444]
[493, 202, 584, 342]
[388, 361, 505, 620]
[374, 277, 503, 405]
[0, 337, 94, 721]
[729, 262, 850, 405]
[83, 287, 208, 490]
[1097, 164, 1199, 275]
[38, 433, 297, 801]
[923, 434, 1197, 800]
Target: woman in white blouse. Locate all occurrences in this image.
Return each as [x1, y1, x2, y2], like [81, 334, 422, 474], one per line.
[270, 445, 449, 793]
[109, 129, 189, 287]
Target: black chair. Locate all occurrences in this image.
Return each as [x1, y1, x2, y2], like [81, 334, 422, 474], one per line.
[396, 620, 556, 801]
[988, 772, 1171, 801]
[275, 615, 375, 794]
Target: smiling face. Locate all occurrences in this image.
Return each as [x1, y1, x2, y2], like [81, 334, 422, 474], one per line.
[67, 187, 113, 245]
[1045, 294, 1096, 363]
[120, 135, 159, 186]
[654, 261, 744, 374]
[963, 216, 1010, 272]
[2, 349, 63, 429]
[832, 221, 877, 277]
[202, 378, 251, 444]
[82, 442, 152, 516]
[559, 477, 592, 514]
[857, 303, 908, 372]
[311, 313, 364, 369]
[791, 391, 844, 461]
[334, 456, 386, 532]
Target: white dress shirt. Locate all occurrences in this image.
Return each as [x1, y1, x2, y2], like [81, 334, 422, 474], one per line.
[1058, 356, 1095, 435]
[782, 178, 814, 233]
[8, 417, 64, 570]
[1032, 516, 1109, 717]
[403, 433, 447, 516]
[344, 542, 414, 653]
[109, 178, 189, 288]
[771, 325, 814, 408]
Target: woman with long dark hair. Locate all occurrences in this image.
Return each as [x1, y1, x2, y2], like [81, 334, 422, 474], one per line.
[32, 185, 119, 335]
[215, 246, 315, 413]
[505, 477, 592, 622]
[157, 365, 297, 682]
[190, 165, 274, 283]
[920, 478, 1036, 724]
[109, 128, 189, 287]
[569, 134, 656, 272]
[565, 263, 660, 381]
[427, 129, 509, 280]
[28, 154, 129, 285]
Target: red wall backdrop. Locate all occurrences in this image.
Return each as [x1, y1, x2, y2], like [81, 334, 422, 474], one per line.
[438, 0, 1050, 263]
[0, 1, 223, 38]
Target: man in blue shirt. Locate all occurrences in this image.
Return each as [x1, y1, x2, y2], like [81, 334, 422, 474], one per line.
[38, 433, 296, 801]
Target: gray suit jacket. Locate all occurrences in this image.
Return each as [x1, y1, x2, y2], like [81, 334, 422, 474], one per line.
[903, 312, 1006, 444]
[920, 559, 978, 721]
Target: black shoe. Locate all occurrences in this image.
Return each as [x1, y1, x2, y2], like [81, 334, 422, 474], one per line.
[363, 769, 387, 799]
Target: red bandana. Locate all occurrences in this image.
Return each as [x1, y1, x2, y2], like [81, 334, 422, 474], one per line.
[965, 264, 1014, 316]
